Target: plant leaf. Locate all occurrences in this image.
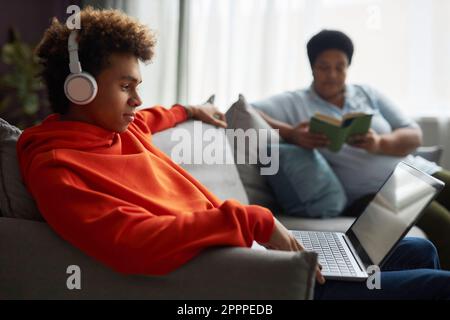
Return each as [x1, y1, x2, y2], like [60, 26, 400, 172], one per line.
[23, 94, 39, 115]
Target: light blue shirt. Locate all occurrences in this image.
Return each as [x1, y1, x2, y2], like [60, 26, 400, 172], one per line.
[252, 84, 441, 205]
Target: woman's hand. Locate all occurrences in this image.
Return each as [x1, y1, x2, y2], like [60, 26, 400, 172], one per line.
[348, 129, 381, 153]
[287, 122, 330, 149]
[259, 218, 325, 285]
[186, 104, 227, 128]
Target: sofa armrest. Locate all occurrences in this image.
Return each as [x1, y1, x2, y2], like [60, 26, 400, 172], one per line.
[413, 145, 443, 165]
[0, 217, 317, 299]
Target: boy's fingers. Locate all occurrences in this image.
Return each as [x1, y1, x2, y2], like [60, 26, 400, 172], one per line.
[294, 238, 325, 284]
[214, 112, 227, 122]
[316, 267, 326, 284]
[211, 117, 227, 128]
[293, 237, 304, 252]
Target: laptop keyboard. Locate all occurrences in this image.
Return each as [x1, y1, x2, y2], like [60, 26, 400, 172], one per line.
[292, 231, 358, 277]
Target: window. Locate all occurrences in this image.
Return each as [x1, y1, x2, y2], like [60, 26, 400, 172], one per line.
[136, 0, 450, 116]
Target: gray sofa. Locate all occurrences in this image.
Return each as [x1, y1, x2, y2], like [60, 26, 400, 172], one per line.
[0, 114, 426, 299]
[0, 118, 320, 299]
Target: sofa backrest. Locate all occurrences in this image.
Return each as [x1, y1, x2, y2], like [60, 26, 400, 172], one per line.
[0, 117, 250, 220]
[152, 120, 249, 205]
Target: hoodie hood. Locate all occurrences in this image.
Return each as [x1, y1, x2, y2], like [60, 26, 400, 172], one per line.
[15, 106, 275, 275]
[17, 114, 117, 184]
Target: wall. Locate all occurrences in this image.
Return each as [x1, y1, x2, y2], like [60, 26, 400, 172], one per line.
[0, 0, 80, 74]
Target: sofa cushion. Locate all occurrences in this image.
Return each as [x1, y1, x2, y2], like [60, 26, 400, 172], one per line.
[225, 94, 282, 213]
[0, 217, 318, 299]
[152, 120, 249, 205]
[266, 143, 347, 218]
[0, 118, 42, 220]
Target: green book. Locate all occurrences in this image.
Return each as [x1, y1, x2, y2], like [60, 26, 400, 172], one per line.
[309, 112, 373, 152]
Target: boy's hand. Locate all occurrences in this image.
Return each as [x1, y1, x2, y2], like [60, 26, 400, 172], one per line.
[186, 104, 227, 128]
[259, 218, 325, 285]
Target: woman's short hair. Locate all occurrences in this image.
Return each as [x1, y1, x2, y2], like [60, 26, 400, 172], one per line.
[307, 30, 354, 67]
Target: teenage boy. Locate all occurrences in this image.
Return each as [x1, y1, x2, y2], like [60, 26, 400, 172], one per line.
[17, 7, 317, 280]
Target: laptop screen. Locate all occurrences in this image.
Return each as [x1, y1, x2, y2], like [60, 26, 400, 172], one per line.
[347, 162, 444, 267]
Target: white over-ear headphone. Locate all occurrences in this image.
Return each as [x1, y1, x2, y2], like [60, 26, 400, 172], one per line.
[64, 30, 98, 105]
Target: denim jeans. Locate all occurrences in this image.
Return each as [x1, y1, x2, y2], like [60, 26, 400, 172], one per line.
[314, 237, 450, 300]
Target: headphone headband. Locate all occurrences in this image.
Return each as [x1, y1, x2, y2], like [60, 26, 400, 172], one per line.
[68, 30, 82, 74]
[64, 29, 98, 105]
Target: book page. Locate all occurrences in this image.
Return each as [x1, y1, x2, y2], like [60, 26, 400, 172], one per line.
[313, 113, 341, 126]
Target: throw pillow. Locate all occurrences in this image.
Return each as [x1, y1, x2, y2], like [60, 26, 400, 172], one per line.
[266, 143, 347, 218]
[225, 94, 282, 213]
[0, 118, 43, 220]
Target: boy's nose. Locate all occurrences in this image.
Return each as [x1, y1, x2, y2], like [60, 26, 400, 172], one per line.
[128, 95, 142, 107]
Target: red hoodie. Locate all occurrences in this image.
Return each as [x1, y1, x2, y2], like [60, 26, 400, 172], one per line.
[17, 105, 274, 275]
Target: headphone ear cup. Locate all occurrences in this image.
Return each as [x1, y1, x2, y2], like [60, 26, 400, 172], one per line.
[64, 72, 98, 105]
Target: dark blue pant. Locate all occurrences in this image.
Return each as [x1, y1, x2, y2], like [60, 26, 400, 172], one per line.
[314, 237, 450, 300]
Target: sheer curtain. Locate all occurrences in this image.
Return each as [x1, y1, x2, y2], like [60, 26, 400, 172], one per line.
[133, 0, 450, 115]
[132, 0, 181, 107]
[180, 0, 313, 111]
[82, 0, 181, 107]
[170, 0, 450, 116]
[118, 0, 450, 166]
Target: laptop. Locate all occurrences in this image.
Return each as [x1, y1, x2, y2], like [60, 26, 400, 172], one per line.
[291, 161, 445, 281]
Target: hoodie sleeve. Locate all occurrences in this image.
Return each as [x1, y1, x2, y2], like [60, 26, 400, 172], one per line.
[134, 105, 188, 134]
[28, 163, 274, 275]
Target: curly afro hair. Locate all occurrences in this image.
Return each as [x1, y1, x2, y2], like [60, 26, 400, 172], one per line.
[35, 7, 156, 114]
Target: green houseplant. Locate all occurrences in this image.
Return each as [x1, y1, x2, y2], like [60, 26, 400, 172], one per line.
[0, 28, 50, 129]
